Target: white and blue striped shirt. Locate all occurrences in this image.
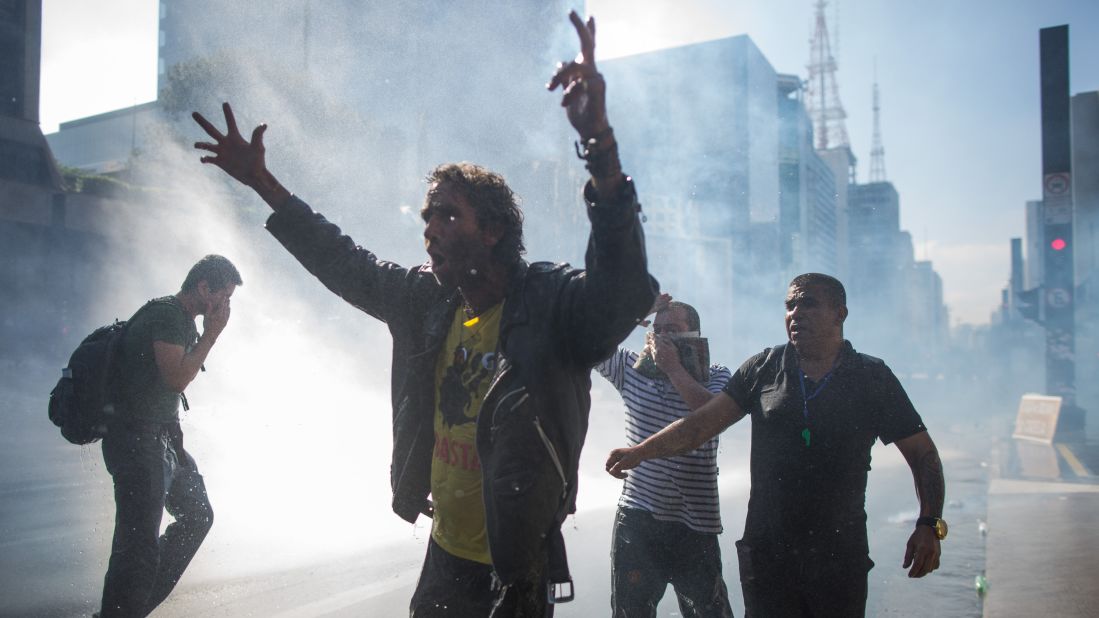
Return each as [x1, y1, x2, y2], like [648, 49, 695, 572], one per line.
[596, 348, 732, 534]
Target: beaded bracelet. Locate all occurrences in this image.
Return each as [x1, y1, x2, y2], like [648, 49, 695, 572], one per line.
[574, 127, 622, 179]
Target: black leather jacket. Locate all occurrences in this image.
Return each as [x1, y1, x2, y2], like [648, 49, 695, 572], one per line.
[266, 180, 656, 584]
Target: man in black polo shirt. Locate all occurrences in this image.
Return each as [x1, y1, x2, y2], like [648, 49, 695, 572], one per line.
[606, 273, 946, 617]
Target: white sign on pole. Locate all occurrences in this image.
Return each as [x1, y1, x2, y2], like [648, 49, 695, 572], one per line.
[1012, 394, 1063, 443]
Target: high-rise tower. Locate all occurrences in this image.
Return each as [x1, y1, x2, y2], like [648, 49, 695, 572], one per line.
[868, 77, 887, 183]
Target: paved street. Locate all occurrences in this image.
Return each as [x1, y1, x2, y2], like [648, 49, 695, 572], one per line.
[981, 436, 1099, 618]
[3, 367, 1010, 617]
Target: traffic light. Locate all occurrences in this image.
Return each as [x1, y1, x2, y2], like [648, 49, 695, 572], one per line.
[1047, 230, 1072, 272]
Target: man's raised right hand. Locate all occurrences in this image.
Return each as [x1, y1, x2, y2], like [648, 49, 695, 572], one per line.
[193, 103, 291, 211]
[202, 297, 231, 340]
[193, 102, 269, 187]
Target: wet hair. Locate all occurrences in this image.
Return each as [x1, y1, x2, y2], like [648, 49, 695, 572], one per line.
[788, 273, 846, 308]
[181, 254, 243, 292]
[663, 301, 701, 332]
[425, 162, 525, 266]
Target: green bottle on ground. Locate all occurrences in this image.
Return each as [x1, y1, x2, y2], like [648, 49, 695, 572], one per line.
[975, 573, 988, 597]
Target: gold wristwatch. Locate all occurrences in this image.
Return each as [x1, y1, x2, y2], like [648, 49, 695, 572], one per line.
[916, 516, 948, 540]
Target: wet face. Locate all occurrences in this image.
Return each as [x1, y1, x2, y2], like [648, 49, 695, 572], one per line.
[421, 181, 499, 289]
[653, 307, 691, 335]
[199, 281, 236, 315]
[784, 283, 846, 350]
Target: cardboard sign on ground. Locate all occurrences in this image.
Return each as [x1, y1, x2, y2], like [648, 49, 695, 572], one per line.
[1012, 394, 1063, 443]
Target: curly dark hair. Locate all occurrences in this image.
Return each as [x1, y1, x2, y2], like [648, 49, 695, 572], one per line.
[424, 162, 525, 267]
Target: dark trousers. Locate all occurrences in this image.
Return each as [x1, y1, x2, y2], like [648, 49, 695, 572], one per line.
[100, 423, 213, 618]
[736, 540, 871, 618]
[611, 507, 734, 618]
[410, 537, 553, 617]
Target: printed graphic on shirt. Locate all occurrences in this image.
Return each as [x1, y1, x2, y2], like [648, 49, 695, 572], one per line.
[430, 302, 503, 564]
[438, 346, 497, 428]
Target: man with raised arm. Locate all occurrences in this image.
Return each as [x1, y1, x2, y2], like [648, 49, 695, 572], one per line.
[192, 12, 655, 617]
[594, 293, 734, 617]
[606, 274, 946, 618]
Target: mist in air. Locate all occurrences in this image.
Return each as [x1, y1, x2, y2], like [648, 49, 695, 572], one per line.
[4, 1, 1088, 616]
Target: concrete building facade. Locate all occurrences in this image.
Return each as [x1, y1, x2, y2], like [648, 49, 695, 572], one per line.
[845, 180, 949, 372]
[777, 73, 838, 279]
[601, 35, 789, 357]
[1071, 91, 1099, 419]
[0, 0, 143, 363]
[1071, 91, 1099, 300]
[1025, 199, 1045, 290]
[818, 146, 855, 281]
[46, 102, 163, 175]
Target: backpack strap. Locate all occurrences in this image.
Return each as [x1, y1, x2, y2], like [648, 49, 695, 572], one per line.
[124, 296, 199, 412]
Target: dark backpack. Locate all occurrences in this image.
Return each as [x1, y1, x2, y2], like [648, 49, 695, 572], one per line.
[48, 298, 188, 444]
[48, 319, 129, 444]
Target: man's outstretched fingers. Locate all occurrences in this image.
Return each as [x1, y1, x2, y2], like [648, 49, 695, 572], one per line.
[568, 11, 595, 65]
[250, 124, 267, 148]
[192, 112, 223, 141]
[222, 102, 241, 139]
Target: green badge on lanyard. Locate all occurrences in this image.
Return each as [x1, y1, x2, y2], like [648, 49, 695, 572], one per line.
[799, 361, 839, 449]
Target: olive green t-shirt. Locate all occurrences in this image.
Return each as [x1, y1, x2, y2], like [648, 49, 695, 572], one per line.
[115, 296, 198, 423]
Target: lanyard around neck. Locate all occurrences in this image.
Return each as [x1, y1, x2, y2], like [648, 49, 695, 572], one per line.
[797, 358, 840, 422]
[796, 353, 841, 447]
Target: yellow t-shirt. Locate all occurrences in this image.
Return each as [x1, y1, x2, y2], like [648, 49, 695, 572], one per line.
[430, 302, 503, 564]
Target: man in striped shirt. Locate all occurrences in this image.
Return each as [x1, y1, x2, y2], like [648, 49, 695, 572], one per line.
[595, 294, 734, 618]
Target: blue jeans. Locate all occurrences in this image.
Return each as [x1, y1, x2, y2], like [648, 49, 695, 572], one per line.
[100, 422, 213, 618]
[611, 507, 733, 618]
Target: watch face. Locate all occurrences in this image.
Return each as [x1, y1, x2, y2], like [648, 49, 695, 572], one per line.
[934, 519, 948, 540]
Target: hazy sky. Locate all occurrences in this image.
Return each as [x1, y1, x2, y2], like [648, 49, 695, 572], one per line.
[38, 0, 1099, 325]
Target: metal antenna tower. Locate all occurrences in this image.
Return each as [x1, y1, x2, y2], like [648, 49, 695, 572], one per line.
[833, 0, 840, 65]
[868, 68, 887, 182]
[805, 0, 849, 151]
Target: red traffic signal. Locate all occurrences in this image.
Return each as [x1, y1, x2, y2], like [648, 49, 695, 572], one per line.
[1051, 238, 1067, 251]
